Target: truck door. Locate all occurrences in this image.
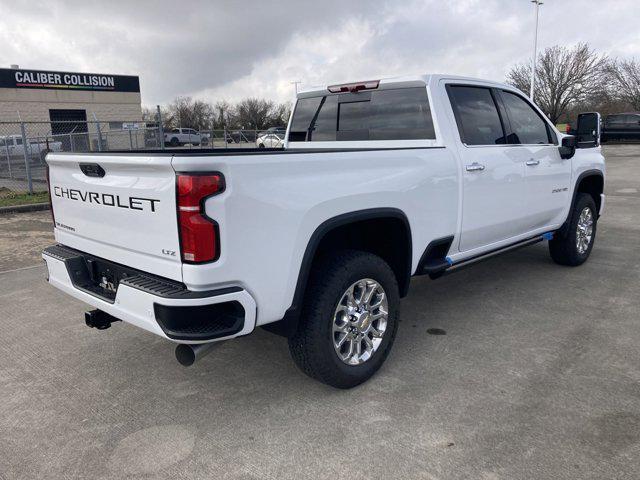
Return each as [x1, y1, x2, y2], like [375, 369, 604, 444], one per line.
[496, 89, 572, 230]
[446, 84, 528, 252]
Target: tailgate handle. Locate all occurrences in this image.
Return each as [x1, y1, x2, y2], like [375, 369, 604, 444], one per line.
[79, 163, 105, 178]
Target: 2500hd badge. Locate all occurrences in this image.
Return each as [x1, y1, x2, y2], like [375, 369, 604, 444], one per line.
[53, 186, 160, 212]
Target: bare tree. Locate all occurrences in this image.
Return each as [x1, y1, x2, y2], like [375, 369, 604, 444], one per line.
[506, 43, 608, 123]
[213, 100, 234, 129]
[607, 58, 640, 111]
[235, 98, 277, 130]
[167, 96, 214, 130]
[158, 97, 291, 131]
[270, 102, 292, 127]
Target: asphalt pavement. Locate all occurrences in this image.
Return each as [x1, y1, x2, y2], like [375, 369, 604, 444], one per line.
[0, 145, 638, 479]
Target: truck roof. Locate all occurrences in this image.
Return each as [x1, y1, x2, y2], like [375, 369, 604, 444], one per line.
[297, 74, 512, 98]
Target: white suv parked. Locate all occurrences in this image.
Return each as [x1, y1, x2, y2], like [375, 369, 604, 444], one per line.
[164, 128, 201, 147]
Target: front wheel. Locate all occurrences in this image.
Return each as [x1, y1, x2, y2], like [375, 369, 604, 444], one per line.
[288, 250, 400, 388]
[549, 193, 597, 266]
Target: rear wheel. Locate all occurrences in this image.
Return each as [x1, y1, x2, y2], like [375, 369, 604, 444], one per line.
[288, 250, 399, 388]
[549, 193, 597, 266]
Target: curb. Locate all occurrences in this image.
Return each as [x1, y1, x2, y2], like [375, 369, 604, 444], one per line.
[0, 203, 50, 215]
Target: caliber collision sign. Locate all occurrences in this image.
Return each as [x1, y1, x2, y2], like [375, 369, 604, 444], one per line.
[0, 68, 140, 92]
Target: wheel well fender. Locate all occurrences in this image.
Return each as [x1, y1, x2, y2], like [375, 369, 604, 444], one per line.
[266, 208, 412, 337]
[558, 170, 604, 237]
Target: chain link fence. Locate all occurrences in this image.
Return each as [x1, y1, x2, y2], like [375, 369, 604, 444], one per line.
[0, 117, 284, 201]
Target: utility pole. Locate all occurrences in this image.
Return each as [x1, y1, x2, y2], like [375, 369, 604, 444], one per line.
[530, 0, 543, 100]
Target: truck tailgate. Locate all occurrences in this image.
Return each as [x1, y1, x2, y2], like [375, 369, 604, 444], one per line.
[47, 153, 182, 281]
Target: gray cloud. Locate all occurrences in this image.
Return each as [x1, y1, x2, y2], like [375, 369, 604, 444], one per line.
[1, 0, 639, 106]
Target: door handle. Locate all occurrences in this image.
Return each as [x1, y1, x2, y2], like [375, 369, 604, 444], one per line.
[465, 162, 485, 172]
[526, 159, 540, 166]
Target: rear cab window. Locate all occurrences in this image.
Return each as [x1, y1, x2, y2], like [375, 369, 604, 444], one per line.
[288, 86, 436, 145]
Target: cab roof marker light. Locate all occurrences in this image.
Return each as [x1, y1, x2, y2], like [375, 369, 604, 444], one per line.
[327, 80, 379, 93]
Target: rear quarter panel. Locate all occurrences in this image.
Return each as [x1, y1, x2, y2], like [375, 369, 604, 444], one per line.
[172, 148, 459, 325]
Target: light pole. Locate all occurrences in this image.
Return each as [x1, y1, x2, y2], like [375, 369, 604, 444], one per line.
[530, 0, 543, 101]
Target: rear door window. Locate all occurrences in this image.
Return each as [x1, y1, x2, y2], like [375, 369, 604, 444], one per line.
[289, 87, 435, 142]
[447, 86, 506, 145]
[500, 91, 551, 144]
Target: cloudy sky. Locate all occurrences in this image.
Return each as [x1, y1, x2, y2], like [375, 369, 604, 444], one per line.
[1, 0, 639, 107]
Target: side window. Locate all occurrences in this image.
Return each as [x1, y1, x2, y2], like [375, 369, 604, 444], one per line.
[447, 86, 506, 145]
[501, 91, 551, 144]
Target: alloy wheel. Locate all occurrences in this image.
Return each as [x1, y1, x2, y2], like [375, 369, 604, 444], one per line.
[331, 279, 389, 365]
[576, 206, 594, 255]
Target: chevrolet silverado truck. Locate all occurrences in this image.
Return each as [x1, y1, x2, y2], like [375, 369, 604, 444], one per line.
[43, 75, 605, 388]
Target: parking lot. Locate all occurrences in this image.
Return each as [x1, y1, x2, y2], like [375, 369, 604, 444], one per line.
[0, 144, 638, 480]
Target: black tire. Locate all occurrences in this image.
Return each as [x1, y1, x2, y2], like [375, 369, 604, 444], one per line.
[258, 143, 265, 149]
[169, 137, 179, 147]
[288, 250, 400, 389]
[549, 193, 597, 266]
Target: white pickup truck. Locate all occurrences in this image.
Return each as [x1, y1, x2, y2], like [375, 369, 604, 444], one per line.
[43, 74, 605, 388]
[1, 134, 62, 161]
[164, 128, 202, 147]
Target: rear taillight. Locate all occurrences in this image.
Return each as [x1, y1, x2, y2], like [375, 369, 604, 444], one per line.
[45, 163, 55, 226]
[176, 173, 224, 263]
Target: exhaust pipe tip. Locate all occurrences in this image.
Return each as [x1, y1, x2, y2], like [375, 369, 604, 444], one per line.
[175, 342, 219, 367]
[175, 344, 197, 366]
